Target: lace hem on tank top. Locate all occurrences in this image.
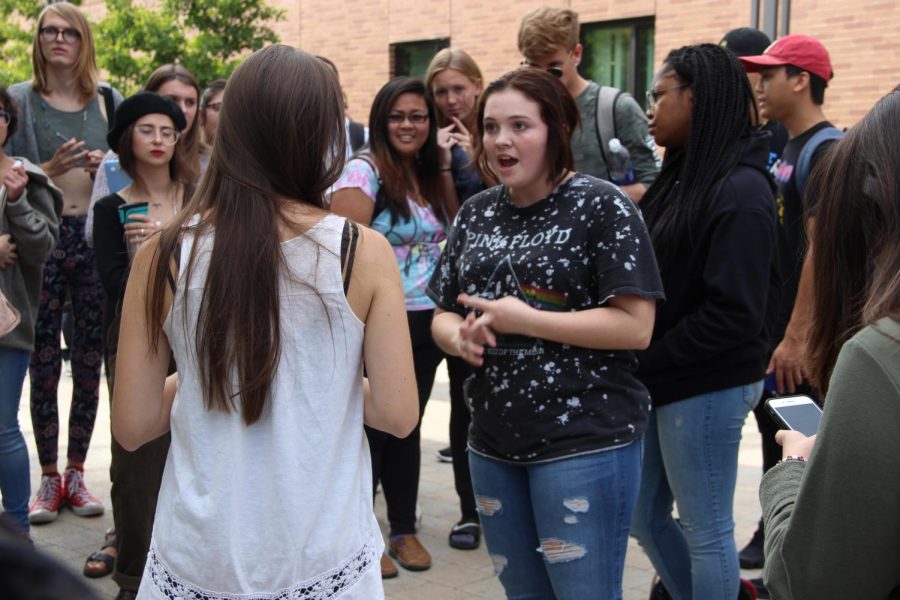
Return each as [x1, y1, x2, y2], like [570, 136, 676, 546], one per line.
[144, 532, 379, 599]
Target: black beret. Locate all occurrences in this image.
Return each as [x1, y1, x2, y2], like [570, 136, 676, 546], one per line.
[107, 92, 187, 153]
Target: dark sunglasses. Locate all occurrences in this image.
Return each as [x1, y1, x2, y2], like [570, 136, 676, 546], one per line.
[520, 61, 563, 79]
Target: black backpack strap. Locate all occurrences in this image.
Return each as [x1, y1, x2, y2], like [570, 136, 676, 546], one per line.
[340, 220, 360, 295]
[166, 241, 182, 294]
[99, 85, 116, 132]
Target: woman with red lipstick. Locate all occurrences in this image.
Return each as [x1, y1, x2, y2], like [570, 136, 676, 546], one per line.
[331, 76, 451, 578]
[86, 63, 203, 246]
[88, 94, 190, 593]
[429, 67, 663, 599]
[4, 1, 123, 526]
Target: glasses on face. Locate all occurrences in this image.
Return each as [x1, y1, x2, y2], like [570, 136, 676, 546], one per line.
[134, 124, 180, 145]
[646, 84, 691, 109]
[387, 112, 428, 125]
[206, 102, 222, 113]
[520, 60, 564, 79]
[39, 26, 81, 44]
[0, 111, 10, 127]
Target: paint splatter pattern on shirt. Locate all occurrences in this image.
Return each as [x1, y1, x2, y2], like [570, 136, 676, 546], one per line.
[428, 174, 664, 462]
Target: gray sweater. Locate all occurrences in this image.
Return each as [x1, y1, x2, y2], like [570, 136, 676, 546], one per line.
[0, 158, 63, 351]
[3, 81, 123, 164]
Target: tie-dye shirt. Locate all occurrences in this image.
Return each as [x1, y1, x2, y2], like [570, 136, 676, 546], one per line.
[333, 158, 446, 310]
[427, 174, 664, 462]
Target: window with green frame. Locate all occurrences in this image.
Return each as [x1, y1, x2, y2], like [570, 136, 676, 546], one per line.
[391, 39, 450, 80]
[580, 19, 655, 108]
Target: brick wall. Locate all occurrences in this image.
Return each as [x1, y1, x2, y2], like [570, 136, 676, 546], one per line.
[77, 0, 900, 129]
[293, 0, 898, 130]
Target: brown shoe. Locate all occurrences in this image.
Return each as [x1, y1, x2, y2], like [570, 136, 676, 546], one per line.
[380, 553, 398, 579]
[388, 534, 432, 571]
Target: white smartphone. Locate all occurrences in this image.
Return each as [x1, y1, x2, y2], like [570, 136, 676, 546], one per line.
[765, 395, 823, 436]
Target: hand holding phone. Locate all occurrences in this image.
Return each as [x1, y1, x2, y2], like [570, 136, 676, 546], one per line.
[766, 395, 823, 437]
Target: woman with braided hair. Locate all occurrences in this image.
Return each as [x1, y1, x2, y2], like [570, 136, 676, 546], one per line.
[629, 44, 778, 599]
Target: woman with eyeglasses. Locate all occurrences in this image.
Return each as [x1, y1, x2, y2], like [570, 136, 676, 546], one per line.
[198, 79, 227, 162]
[3, 1, 123, 526]
[0, 86, 63, 540]
[331, 76, 454, 579]
[86, 64, 203, 246]
[628, 44, 778, 600]
[79, 63, 202, 586]
[85, 93, 190, 591]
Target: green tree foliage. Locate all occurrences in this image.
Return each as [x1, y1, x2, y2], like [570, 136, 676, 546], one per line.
[99, 0, 284, 93]
[0, 0, 283, 94]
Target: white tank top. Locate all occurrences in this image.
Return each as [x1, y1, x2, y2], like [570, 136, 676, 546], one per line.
[138, 214, 383, 599]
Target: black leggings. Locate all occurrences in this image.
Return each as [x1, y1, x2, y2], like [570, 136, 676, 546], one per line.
[366, 309, 443, 536]
[446, 355, 477, 521]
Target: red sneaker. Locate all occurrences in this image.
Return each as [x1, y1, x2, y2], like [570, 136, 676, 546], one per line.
[28, 473, 63, 524]
[64, 467, 104, 517]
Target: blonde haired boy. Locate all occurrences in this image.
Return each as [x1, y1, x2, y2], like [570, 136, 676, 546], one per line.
[518, 7, 658, 201]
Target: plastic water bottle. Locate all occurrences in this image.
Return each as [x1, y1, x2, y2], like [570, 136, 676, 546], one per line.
[607, 138, 636, 186]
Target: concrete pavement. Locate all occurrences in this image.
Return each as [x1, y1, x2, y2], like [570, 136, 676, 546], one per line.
[21, 362, 767, 599]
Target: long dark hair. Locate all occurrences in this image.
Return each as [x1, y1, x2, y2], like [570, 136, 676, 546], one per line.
[145, 64, 202, 182]
[808, 85, 900, 393]
[639, 44, 759, 269]
[472, 67, 578, 187]
[147, 45, 345, 425]
[366, 77, 446, 224]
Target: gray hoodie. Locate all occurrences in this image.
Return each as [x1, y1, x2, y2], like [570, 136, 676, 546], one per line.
[0, 158, 63, 351]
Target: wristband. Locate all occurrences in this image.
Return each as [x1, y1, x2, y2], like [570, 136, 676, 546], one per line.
[780, 455, 807, 464]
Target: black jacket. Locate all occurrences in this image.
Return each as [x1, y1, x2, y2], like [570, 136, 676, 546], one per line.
[636, 134, 779, 406]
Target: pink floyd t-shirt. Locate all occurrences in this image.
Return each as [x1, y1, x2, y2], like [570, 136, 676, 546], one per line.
[427, 174, 664, 462]
[333, 158, 446, 310]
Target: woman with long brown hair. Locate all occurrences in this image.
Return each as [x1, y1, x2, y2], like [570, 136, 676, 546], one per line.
[111, 45, 418, 598]
[331, 76, 453, 577]
[4, 1, 123, 525]
[761, 85, 900, 599]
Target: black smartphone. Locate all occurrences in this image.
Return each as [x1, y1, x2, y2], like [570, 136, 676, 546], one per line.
[765, 395, 823, 437]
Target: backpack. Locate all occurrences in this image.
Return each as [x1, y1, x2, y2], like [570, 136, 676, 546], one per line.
[594, 86, 634, 179]
[795, 126, 843, 199]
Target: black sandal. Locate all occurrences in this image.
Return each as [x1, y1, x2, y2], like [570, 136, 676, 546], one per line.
[83, 528, 116, 578]
[448, 519, 480, 550]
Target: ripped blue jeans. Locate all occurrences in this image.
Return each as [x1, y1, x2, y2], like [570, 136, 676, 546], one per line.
[469, 440, 642, 600]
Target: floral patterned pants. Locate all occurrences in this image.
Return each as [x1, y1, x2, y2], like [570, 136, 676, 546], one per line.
[29, 216, 105, 467]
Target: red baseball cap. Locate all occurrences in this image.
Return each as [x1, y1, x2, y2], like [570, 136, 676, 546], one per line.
[739, 34, 833, 81]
